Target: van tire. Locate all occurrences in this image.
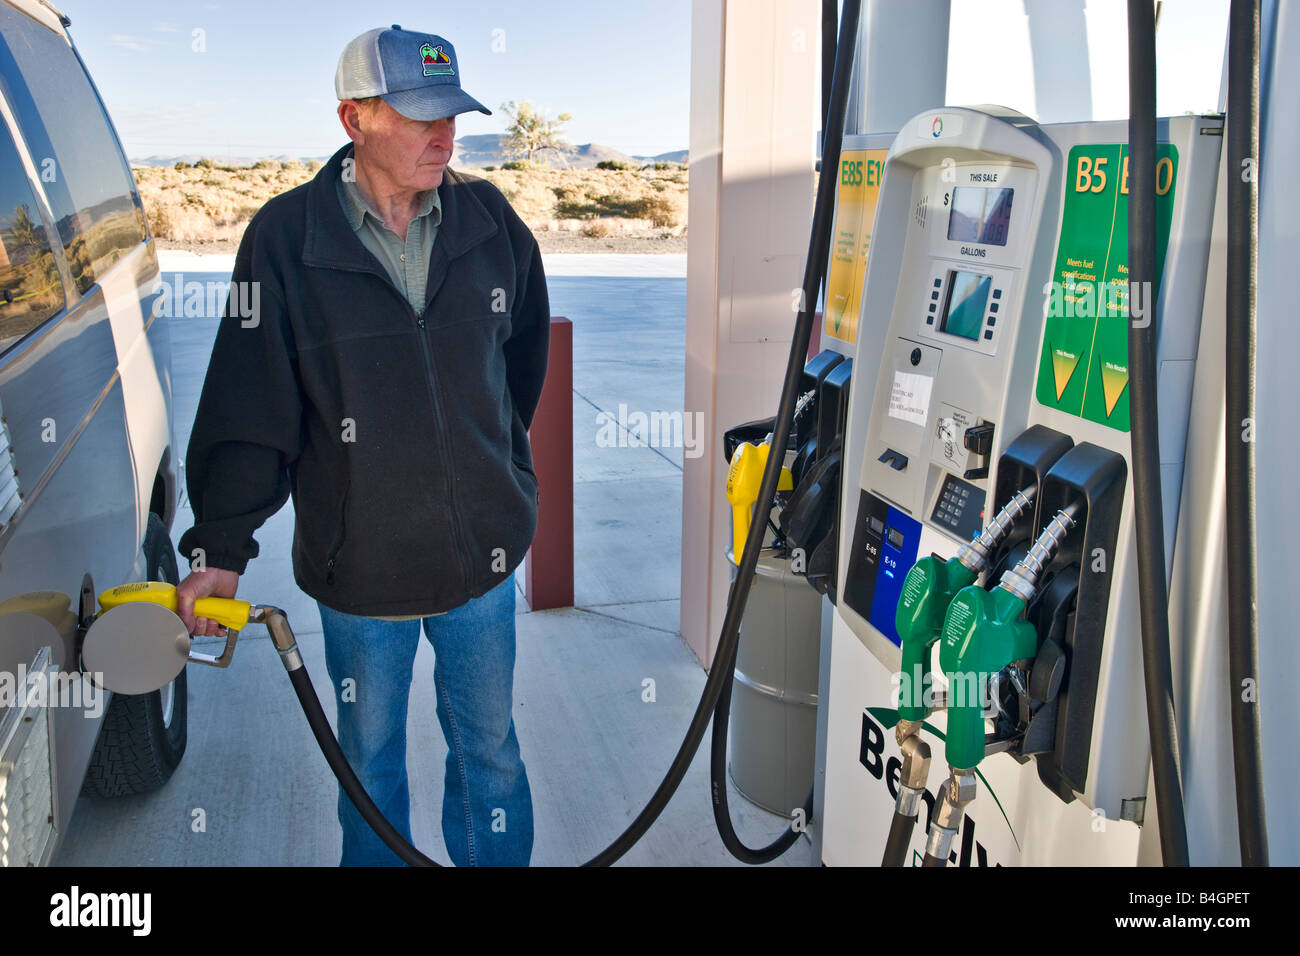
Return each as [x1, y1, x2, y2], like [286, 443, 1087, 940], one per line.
[82, 512, 189, 797]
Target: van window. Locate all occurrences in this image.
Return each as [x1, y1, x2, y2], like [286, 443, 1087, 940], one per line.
[0, 10, 146, 297]
[0, 120, 62, 355]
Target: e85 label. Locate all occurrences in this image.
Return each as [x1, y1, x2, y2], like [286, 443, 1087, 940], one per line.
[842, 157, 883, 187]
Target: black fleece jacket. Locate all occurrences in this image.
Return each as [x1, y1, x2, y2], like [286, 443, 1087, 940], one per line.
[178, 143, 550, 616]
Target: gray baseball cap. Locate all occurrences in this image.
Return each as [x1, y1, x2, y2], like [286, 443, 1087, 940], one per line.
[335, 25, 491, 122]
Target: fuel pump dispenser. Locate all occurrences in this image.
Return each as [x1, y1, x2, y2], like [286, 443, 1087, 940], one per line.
[818, 103, 1225, 866]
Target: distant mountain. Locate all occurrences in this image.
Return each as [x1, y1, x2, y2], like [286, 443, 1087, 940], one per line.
[451, 134, 510, 167]
[129, 140, 687, 171]
[130, 154, 330, 168]
[450, 134, 686, 169]
[645, 149, 688, 164]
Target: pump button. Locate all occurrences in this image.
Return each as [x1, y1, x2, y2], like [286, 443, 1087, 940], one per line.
[992, 288, 1002, 299]
[984, 329, 994, 340]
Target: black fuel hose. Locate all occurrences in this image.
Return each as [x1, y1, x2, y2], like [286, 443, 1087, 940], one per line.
[821, 0, 837, 130]
[286, 665, 439, 867]
[281, 0, 864, 869]
[882, 811, 918, 868]
[1126, 0, 1190, 867]
[921, 852, 946, 868]
[703, 0, 861, 866]
[580, 0, 861, 867]
[1225, 0, 1268, 867]
[708, 633, 813, 862]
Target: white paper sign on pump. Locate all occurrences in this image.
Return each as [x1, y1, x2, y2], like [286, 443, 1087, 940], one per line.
[888, 370, 933, 427]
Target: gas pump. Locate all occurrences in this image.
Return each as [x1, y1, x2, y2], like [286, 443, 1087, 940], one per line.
[817, 104, 1226, 866]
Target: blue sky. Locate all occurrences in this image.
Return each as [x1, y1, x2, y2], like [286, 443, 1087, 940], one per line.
[58, 0, 1229, 163]
[59, 0, 693, 160]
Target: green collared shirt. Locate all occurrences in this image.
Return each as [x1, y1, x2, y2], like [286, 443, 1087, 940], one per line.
[335, 153, 442, 313]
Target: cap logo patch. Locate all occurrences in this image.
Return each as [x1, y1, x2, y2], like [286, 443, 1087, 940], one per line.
[420, 43, 453, 77]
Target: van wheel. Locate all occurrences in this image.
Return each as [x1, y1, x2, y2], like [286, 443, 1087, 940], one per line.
[82, 512, 189, 797]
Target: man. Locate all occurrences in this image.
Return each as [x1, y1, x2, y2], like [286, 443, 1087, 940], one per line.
[175, 25, 549, 867]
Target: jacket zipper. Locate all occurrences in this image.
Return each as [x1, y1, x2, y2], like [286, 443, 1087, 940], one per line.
[408, 300, 474, 597]
[325, 479, 350, 585]
[314, 258, 476, 597]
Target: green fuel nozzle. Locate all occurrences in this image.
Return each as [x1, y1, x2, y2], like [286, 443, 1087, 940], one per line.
[916, 499, 1083, 866]
[893, 485, 1037, 721]
[938, 499, 1083, 771]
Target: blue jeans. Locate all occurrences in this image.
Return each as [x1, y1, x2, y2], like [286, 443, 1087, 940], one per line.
[316, 576, 533, 866]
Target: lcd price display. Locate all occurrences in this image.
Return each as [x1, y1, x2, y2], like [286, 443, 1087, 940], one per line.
[946, 186, 1014, 246]
[940, 271, 991, 341]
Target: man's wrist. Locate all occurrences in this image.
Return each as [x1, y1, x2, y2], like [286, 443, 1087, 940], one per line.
[180, 550, 249, 576]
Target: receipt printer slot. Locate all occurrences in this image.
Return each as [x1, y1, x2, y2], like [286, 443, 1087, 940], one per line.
[878, 449, 909, 471]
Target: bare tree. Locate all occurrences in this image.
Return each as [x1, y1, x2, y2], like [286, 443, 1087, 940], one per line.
[500, 100, 573, 164]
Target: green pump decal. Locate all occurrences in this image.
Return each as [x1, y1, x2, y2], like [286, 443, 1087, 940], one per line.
[1035, 144, 1179, 432]
[866, 706, 1021, 855]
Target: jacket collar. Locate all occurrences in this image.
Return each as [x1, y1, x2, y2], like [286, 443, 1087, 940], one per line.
[302, 142, 499, 287]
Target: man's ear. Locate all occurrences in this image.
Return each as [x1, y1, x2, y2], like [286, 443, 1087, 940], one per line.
[338, 101, 366, 146]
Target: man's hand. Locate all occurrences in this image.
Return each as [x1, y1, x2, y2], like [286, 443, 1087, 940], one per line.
[176, 567, 241, 636]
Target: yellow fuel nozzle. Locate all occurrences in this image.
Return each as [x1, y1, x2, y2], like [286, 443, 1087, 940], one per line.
[98, 582, 252, 631]
[724, 441, 794, 565]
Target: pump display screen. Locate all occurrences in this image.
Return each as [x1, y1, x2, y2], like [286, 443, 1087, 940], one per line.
[939, 271, 991, 341]
[947, 186, 1014, 246]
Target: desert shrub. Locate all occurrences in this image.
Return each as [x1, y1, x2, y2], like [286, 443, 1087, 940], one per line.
[596, 160, 630, 171]
[146, 202, 171, 237]
[555, 197, 600, 219]
[502, 160, 529, 171]
[628, 194, 680, 228]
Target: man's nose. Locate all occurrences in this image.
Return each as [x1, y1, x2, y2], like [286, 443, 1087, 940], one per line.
[428, 119, 454, 143]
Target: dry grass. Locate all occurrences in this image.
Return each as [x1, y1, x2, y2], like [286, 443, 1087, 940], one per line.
[132, 159, 688, 245]
[480, 162, 687, 237]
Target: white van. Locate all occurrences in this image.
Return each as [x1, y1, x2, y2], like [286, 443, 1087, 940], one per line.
[0, 0, 185, 865]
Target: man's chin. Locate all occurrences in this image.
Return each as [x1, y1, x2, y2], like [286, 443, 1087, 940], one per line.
[419, 165, 447, 189]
